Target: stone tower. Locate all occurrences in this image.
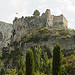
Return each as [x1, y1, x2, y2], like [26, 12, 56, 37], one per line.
[45, 9, 53, 27]
[45, 9, 51, 19]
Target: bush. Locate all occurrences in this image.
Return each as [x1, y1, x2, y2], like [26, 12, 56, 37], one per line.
[60, 31, 70, 36]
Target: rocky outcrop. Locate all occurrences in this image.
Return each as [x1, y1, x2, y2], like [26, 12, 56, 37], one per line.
[22, 35, 75, 58]
[0, 21, 13, 49]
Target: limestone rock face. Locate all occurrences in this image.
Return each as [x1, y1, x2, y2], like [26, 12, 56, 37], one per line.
[0, 21, 13, 49]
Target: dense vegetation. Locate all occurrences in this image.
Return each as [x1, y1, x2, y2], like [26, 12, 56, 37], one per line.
[0, 27, 75, 75]
[21, 27, 75, 46]
[0, 44, 75, 75]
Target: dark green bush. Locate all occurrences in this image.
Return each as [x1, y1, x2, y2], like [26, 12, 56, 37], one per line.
[26, 49, 34, 75]
[52, 43, 62, 75]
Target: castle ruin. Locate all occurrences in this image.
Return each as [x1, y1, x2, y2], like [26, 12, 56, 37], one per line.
[13, 9, 68, 42]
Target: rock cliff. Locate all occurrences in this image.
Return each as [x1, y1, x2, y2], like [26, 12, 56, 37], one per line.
[0, 21, 12, 49]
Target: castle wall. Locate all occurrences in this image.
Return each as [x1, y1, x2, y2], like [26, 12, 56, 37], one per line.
[63, 16, 68, 28]
[53, 15, 63, 27]
[53, 15, 68, 28]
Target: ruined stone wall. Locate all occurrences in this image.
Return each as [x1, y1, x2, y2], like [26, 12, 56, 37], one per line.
[53, 15, 68, 28]
[53, 15, 63, 27]
[63, 16, 68, 28]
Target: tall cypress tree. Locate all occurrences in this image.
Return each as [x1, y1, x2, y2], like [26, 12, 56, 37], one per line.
[26, 49, 34, 75]
[52, 43, 62, 75]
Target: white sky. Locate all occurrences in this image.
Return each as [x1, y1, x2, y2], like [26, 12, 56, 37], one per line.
[0, 0, 75, 29]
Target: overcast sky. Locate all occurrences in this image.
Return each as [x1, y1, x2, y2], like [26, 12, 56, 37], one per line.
[0, 0, 75, 29]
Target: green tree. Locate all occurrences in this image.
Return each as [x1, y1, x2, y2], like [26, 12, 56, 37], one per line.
[40, 58, 43, 72]
[26, 49, 34, 75]
[18, 69, 23, 75]
[43, 52, 51, 75]
[18, 56, 25, 74]
[0, 68, 5, 75]
[33, 10, 40, 16]
[52, 43, 62, 75]
[0, 59, 4, 74]
[34, 45, 42, 71]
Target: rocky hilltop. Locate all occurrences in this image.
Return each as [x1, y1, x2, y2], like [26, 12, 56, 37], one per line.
[12, 9, 68, 42]
[0, 21, 12, 49]
[10, 9, 75, 54]
[0, 9, 75, 74]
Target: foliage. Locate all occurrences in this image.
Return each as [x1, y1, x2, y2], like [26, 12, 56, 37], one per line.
[52, 43, 62, 75]
[26, 49, 34, 75]
[21, 27, 74, 47]
[0, 68, 5, 75]
[34, 45, 42, 71]
[62, 55, 75, 75]
[53, 26, 65, 30]
[5, 69, 17, 75]
[43, 52, 51, 75]
[18, 69, 23, 75]
[0, 59, 4, 70]
[34, 70, 47, 75]
[2, 47, 9, 59]
[33, 45, 51, 74]
[59, 31, 70, 36]
[22, 34, 41, 46]
[33, 10, 40, 16]
[69, 29, 75, 34]
[0, 49, 2, 58]
[18, 56, 25, 74]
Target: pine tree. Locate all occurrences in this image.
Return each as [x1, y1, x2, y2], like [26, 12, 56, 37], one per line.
[18, 56, 25, 73]
[34, 45, 42, 71]
[43, 52, 51, 74]
[52, 43, 62, 75]
[26, 49, 34, 75]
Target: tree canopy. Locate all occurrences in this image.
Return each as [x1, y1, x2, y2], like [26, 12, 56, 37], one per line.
[33, 10, 40, 16]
